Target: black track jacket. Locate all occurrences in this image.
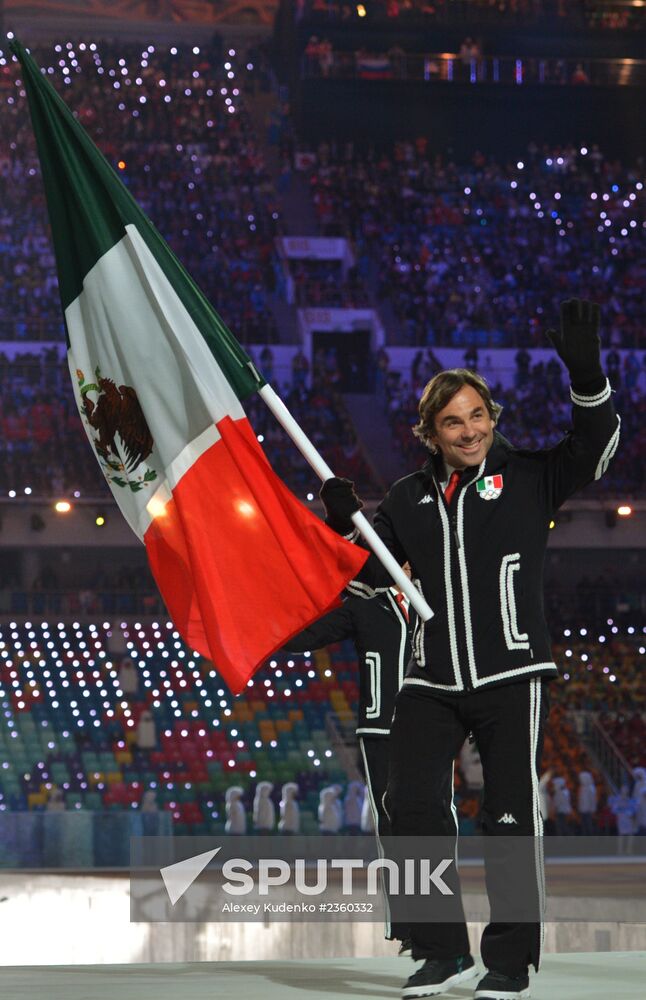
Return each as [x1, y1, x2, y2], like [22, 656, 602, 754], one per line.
[345, 379, 620, 694]
[285, 590, 415, 735]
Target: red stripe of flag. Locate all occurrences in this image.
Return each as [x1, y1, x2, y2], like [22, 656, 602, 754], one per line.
[144, 415, 368, 694]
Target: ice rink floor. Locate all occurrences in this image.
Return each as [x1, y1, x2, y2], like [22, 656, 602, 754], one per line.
[1, 952, 644, 1000]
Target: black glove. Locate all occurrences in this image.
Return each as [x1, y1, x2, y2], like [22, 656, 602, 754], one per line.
[320, 476, 363, 534]
[546, 298, 603, 389]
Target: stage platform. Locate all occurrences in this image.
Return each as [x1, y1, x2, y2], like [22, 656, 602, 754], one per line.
[0, 953, 644, 1000]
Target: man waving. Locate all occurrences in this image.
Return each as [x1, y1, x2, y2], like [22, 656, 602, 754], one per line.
[321, 300, 619, 1000]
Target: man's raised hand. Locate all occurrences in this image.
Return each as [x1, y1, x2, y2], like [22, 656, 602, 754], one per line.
[546, 298, 603, 387]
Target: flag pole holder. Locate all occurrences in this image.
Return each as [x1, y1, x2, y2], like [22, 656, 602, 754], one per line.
[258, 383, 433, 622]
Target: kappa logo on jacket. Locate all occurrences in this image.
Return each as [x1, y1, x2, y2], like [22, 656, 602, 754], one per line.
[418, 494, 435, 504]
[476, 474, 503, 500]
[497, 812, 518, 824]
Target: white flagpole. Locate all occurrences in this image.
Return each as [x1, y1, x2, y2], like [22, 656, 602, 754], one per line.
[258, 383, 433, 622]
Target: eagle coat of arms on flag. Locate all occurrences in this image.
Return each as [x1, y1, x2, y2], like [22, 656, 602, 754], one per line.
[476, 474, 504, 500]
[76, 366, 158, 493]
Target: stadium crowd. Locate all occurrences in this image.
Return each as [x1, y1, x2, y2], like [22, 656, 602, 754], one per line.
[2, 44, 643, 487]
[302, 0, 642, 30]
[306, 139, 644, 348]
[0, 37, 280, 345]
[291, 259, 371, 307]
[4, 45, 644, 357]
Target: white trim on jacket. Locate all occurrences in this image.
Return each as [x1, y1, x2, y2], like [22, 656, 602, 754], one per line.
[402, 661, 558, 693]
[594, 416, 621, 481]
[499, 553, 530, 652]
[569, 379, 612, 407]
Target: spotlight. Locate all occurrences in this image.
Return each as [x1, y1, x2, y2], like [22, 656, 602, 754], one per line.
[617, 505, 632, 517]
[54, 501, 72, 514]
[95, 514, 106, 527]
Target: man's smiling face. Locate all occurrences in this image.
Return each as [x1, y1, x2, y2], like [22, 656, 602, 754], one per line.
[429, 385, 496, 469]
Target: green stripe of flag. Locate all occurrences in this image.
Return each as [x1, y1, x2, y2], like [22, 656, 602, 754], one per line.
[12, 39, 264, 401]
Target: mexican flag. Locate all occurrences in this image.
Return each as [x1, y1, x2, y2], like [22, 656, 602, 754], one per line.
[14, 41, 368, 695]
[476, 474, 503, 499]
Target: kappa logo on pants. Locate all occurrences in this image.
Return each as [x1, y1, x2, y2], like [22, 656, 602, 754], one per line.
[497, 812, 518, 824]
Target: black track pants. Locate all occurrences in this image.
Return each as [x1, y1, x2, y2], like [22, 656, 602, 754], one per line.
[359, 735, 409, 942]
[385, 678, 548, 976]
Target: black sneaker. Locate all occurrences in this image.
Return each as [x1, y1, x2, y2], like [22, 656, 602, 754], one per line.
[397, 938, 412, 957]
[474, 969, 530, 999]
[402, 954, 477, 998]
